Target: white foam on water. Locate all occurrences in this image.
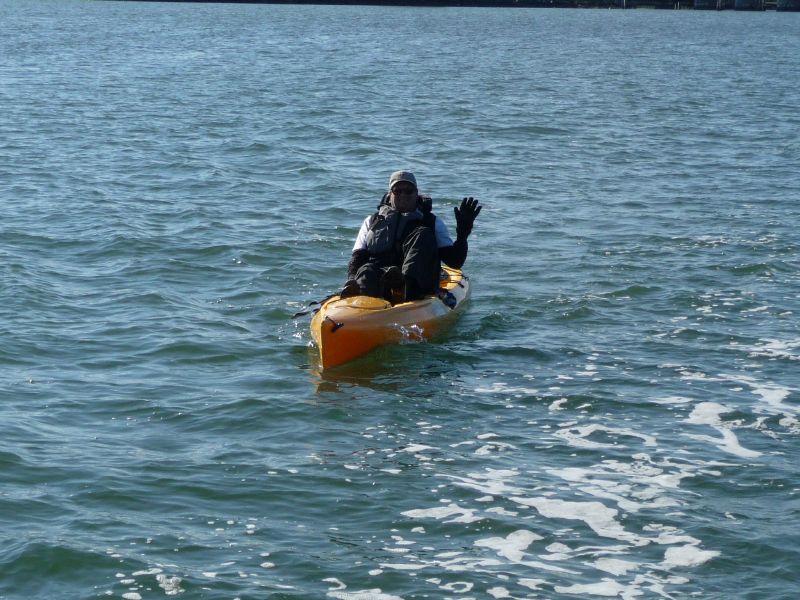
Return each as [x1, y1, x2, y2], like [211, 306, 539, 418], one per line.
[678, 369, 713, 382]
[555, 424, 657, 450]
[684, 402, 761, 458]
[549, 398, 568, 410]
[131, 568, 162, 576]
[400, 444, 437, 454]
[654, 531, 701, 546]
[440, 468, 523, 497]
[747, 337, 800, 362]
[378, 562, 427, 571]
[684, 430, 761, 459]
[555, 426, 613, 449]
[545, 542, 571, 554]
[328, 589, 405, 600]
[475, 442, 518, 456]
[556, 580, 634, 597]
[750, 384, 794, 412]
[401, 503, 482, 523]
[378, 416, 730, 600]
[473, 530, 577, 574]
[548, 463, 685, 514]
[450, 440, 476, 448]
[677, 370, 797, 422]
[547, 542, 637, 565]
[122, 594, 142, 600]
[593, 557, 640, 576]
[474, 530, 542, 562]
[156, 574, 183, 596]
[511, 497, 650, 546]
[440, 581, 473, 592]
[474, 382, 539, 396]
[435, 555, 523, 573]
[651, 396, 694, 405]
[487, 586, 511, 598]
[395, 323, 425, 344]
[518, 578, 548, 591]
[538, 549, 572, 562]
[485, 506, 519, 516]
[717, 373, 796, 415]
[685, 402, 733, 425]
[742, 305, 769, 313]
[779, 415, 800, 432]
[391, 536, 415, 546]
[661, 545, 720, 568]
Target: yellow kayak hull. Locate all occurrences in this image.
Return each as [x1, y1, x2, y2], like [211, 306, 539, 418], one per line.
[310, 267, 470, 369]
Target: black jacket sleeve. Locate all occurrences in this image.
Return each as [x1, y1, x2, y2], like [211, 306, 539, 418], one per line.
[438, 237, 468, 270]
[347, 249, 370, 280]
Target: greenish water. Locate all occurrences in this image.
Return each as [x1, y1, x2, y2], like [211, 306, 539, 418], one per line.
[1, 1, 798, 598]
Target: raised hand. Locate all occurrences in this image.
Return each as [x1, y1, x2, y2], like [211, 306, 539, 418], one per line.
[454, 197, 482, 239]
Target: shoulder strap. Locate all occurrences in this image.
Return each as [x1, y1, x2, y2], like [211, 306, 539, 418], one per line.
[418, 194, 432, 214]
[417, 195, 435, 228]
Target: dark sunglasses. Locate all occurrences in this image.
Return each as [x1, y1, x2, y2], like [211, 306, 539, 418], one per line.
[392, 185, 416, 195]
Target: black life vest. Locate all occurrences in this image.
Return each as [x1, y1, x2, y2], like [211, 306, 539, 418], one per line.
[363, 194, 436, 256]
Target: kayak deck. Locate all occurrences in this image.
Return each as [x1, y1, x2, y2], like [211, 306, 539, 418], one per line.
[310, 267, 470, 369]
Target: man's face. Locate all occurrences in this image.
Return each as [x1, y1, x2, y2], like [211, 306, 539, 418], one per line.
[390, 183, 418, 213]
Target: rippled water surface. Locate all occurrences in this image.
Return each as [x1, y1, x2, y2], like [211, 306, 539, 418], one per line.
[2, 1, 799, 598]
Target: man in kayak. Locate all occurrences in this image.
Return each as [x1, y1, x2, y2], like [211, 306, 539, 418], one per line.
[341, 170, 481, 304]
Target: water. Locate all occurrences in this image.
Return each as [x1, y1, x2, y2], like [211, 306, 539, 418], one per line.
[2, 1, 799, 598]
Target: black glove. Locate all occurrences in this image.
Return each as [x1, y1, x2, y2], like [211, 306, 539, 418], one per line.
[454, 197, 482, 239]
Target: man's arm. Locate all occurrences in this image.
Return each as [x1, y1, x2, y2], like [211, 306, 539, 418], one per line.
[439, 197, 481, 270]
[347, 249, 370, 280]
[439, 239, 467, 269]
[346, 216, 372, 280]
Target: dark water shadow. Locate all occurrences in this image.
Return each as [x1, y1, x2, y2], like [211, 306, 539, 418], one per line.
[304, 340, 473, 399]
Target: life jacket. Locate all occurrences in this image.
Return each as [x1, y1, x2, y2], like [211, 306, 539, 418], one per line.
[363, 194, 436, 256]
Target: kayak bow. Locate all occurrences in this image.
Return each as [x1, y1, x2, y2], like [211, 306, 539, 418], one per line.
[310, 267, 470, 369]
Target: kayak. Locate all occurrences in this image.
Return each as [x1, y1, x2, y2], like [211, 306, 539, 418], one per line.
[311, 267, 470, 369]
[310, 267, 470, 369]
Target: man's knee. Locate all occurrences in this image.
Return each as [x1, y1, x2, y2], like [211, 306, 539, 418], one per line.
[406, 225, 435, 245]
[355, 260, 384, 297]
[403, 226, 437, 258]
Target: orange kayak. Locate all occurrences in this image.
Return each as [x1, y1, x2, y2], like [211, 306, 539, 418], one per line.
[310, 267, 470, 369]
